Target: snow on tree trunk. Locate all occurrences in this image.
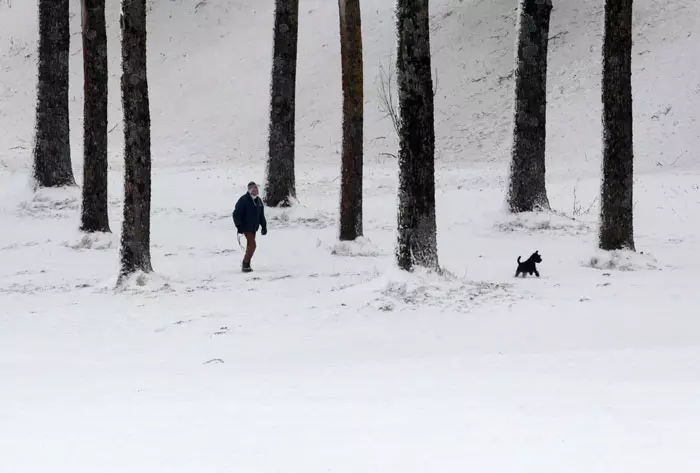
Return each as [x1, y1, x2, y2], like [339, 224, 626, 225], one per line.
[119, 0, 153, 281]
[507, 0, 552, 213]
[80, 0, 111, 233]
[265, 0, 299, 208]
[33, 0, 75, 188]
[395, 0, 439, 272]
[338, 0, 364, 241]
[599, 0, 635, 251]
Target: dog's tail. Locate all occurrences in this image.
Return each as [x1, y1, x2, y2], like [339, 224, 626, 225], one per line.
[517, 256, 521, 263]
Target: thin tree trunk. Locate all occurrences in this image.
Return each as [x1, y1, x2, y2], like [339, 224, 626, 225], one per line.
[395, 0, 438, 271]
[119, 0, 153, 281]
[33, 0, 75, 188]
[507, 0, 552, 213]
[80, 0, 111, 233]
[338, 0, 364, 241]
[599, 0, 635, 251]
[265, 0, 299, 208]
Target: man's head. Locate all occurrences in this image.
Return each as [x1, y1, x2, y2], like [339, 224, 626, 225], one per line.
[247, 181, 259, 198]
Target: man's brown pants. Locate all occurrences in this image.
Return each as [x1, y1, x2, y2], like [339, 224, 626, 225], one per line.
[243, 232, 257, 264]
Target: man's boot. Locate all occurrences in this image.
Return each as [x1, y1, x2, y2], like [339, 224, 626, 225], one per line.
[242, 261, 252, 273]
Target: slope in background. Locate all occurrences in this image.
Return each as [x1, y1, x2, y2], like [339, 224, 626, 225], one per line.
[1, 0, 698, 179]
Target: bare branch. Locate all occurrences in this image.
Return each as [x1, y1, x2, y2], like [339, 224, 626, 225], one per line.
[377, 55, 400, 137]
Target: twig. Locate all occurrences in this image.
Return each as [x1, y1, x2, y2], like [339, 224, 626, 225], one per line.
[377, 55, 400, 137]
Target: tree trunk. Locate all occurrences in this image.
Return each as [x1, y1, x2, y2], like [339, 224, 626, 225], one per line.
[395, 0, 439, 272]
[80, 0, 111, 233]
[33, 0, 75, 188]
[338, 0, 364, 241]
[265, 0, 299, 208]
[507, 0, 552, 213]
[599, 0, 635, 251]
[119, 0, 153, 281]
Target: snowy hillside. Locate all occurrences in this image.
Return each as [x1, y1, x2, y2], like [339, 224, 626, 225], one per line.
[3, 0, 700, 472]
[2, 0, 699, 175]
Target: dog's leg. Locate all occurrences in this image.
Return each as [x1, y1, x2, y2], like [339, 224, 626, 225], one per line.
[535, 269, 540, 277]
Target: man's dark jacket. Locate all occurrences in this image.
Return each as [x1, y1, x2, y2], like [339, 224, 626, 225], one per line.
[232, 193, 267, 234]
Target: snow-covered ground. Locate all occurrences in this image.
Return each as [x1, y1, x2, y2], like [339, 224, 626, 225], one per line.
[2, 0, 700, 471]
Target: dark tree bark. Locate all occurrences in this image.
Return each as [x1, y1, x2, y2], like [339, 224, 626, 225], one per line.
[338, 0, 364, 241]
[507, 0, 552, 213]
[33, 0, 75, 188]
[265, 0, 299, 208]
[119, 0, 153, 281]
[80, 0, 111, 233]
[395, 0, 439, 272]
[599, 0, 635, 251]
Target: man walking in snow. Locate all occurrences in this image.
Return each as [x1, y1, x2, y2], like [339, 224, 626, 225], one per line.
[232, 181, 268, 272]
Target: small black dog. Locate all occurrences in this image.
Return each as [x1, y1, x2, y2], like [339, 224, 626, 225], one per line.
[515, 251, 542, 277]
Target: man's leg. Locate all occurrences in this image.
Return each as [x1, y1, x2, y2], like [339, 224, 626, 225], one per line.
[243, 232, 257, 269]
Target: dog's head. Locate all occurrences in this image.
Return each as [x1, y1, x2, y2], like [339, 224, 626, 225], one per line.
[530, 251, 542, 263]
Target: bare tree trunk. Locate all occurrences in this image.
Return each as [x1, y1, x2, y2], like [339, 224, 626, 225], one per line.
[338, 0, 364, 241]
[507, 0, 552, 213]
[599, 0, 635, 251]
[80, 0, 110, 233]
[265, 0, 299, 208]
[119, 0, 153, 281]
[33, 0, 75, 188]
[395, 0, 438, 272]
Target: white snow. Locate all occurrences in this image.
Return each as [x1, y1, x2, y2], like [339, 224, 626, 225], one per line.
[2, 0, 700, 471]
[586, 249, 660, 272]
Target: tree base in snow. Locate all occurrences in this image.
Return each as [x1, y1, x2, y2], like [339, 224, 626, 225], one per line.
[586, 249, 658, 272]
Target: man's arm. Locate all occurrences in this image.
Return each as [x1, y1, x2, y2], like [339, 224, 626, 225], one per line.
[260, 203, 268, 234]
[232, 196, 244, 231]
